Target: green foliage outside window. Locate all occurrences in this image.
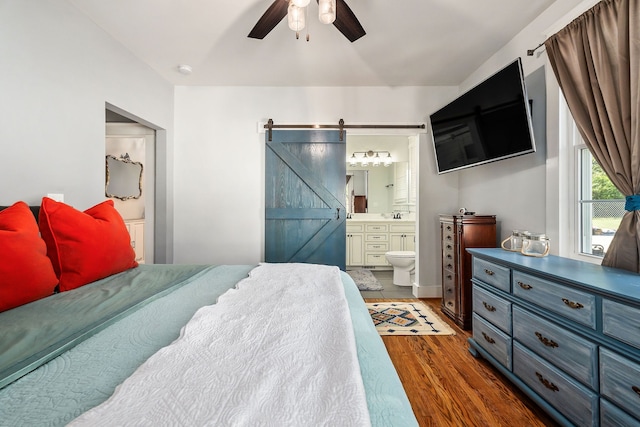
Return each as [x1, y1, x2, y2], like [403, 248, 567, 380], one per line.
[591, 158, 624, 200]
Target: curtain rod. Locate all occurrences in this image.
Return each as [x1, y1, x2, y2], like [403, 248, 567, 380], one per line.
[527, 42, 545, 56]
[264, 118, 425, 141]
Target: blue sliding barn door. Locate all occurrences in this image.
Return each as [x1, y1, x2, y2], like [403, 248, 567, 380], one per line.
[265, 130, 346, 270]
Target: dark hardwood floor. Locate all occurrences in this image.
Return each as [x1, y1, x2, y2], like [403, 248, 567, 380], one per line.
[367, 297, 559, 427]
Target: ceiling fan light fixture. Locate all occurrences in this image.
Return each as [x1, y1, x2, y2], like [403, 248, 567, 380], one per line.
[287, 3, 306, 32]
[318, 0, 336, 25]
[291, 0, 311, 7]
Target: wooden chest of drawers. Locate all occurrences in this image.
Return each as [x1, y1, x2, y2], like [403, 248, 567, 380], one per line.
[439, 214, 496, 329]
[468, 248, 640, 426]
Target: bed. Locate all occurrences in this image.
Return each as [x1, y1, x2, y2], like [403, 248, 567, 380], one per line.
[0, 200, 417, 426]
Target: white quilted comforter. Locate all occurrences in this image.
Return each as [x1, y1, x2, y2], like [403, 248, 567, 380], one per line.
[69, 263, 371, 426]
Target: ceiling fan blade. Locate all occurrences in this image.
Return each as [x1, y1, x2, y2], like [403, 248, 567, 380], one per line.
[248, 0, 289, 39]
[332, 0, 366, 42]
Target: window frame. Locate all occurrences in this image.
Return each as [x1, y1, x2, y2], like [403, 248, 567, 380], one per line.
[564, 104, 624, 262]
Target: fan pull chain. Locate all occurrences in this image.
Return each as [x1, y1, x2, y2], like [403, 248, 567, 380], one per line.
[306, 5, 310, 41]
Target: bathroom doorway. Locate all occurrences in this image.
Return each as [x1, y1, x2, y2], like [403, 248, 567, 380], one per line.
[106, 121, 155, 264]
[345, 132, 421, 287]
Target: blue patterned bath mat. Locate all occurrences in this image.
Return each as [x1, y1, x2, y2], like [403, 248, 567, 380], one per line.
[367, 301, 456, 336]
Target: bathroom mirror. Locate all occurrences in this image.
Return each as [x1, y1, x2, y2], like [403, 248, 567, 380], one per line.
[346, 168, 393, 214]
[105, 154, 143, 200]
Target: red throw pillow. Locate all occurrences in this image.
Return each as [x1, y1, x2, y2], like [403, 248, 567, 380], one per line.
[0, 201, 58, 311]
[39, 198, 138, 292]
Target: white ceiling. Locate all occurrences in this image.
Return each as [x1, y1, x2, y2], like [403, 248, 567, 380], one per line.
[67, 0, 559, 87]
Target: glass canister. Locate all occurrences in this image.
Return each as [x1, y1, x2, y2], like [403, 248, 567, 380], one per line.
[501, 230, 528, 252]
[521, 233, 550, 257]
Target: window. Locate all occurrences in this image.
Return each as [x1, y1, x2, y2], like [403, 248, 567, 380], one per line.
[559, 94, 625, 261]
[576, 147, 624, 257]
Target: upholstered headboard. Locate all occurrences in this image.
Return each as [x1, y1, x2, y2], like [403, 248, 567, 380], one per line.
[0, 205, 40, 221]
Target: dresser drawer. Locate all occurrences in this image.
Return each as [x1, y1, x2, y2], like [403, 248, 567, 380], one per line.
[512, 271, 596, 328]
[602, 299, 640, 350]
[442, 239, 455, 260]
[442, 223, 456, 246]
[513, 307, 597, 388]
[365, 233, 388, 242]
[442, 249, 455, 269]
[513, 342, 598, 426]
[601, 398, 640, 427]
[600, 348, 640, 419]
[472, 285, 511, 334]
[472, 314, 512, 369]
[365, 224, 388, 232]
[389, 223, 414, 233]
[365, 253, 388, 266]
[346, 223, 364, 232]
[473, 258, 510, 292]
[442, 272, 457, 314]
[365, 242, 388, 251]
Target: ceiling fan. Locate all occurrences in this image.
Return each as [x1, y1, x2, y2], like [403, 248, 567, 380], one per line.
[248, 0, 366, 43]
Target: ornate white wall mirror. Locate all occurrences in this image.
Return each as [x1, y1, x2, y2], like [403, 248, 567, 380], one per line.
[105, 154, 143, 200]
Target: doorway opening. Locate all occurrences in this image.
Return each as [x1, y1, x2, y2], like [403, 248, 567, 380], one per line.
[105, 103, 170, 263]
[345, 131, 421, 291]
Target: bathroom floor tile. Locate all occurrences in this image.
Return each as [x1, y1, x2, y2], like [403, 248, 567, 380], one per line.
[357, 270, 415, 299]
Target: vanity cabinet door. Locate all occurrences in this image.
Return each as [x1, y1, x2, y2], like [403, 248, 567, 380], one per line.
[346, 233, 364, 266]
[124, 219, 145, 264]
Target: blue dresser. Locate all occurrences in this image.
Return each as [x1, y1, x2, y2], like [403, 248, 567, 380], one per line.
[467, 248, 640, 427]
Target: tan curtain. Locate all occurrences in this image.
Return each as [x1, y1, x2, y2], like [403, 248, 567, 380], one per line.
[545, 0, 640, 272]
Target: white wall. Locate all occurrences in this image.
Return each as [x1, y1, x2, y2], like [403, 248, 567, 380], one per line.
[173, 85, 457, 294]
[0, 0, 175, 261]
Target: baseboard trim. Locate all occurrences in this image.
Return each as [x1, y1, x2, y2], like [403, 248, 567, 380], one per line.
[412, 283, 441, 298]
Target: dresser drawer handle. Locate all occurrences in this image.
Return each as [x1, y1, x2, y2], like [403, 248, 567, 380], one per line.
[446, 275, 452, 280]
[446, 254, 453, 260]
[446, 225, 452, 231]
[446, 287, 453, 294]
[562, 298, 584, 310]
[535, 372, 559, 392]
[481, 332, 495, 344]
[446, 235, 452, 241]
[484, 269, 495, 276]
[446, 245, 452, 250]
[517, 281, 533, 290]
[535, 332, 559, 348]
[482, 302, 496, 312]
[632, 385, 640, 397]
[447, 264, 453, 270]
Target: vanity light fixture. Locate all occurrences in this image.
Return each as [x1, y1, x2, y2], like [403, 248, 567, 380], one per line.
[372, 152, 381, 167]
[348, 150, 393, 167]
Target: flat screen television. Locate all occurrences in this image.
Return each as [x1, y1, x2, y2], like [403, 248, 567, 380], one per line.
[430, 58, 536, 174]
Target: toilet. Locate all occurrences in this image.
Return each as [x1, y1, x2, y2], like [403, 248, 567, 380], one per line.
[385, 251, 416, 286]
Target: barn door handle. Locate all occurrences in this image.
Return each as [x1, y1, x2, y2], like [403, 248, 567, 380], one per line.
[336, 207, 340, 220]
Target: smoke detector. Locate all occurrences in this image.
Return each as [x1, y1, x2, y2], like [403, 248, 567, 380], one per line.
[177, 64, 193, 75]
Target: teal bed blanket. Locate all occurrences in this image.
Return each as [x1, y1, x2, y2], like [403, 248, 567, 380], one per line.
[0, 264, 417, 426]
